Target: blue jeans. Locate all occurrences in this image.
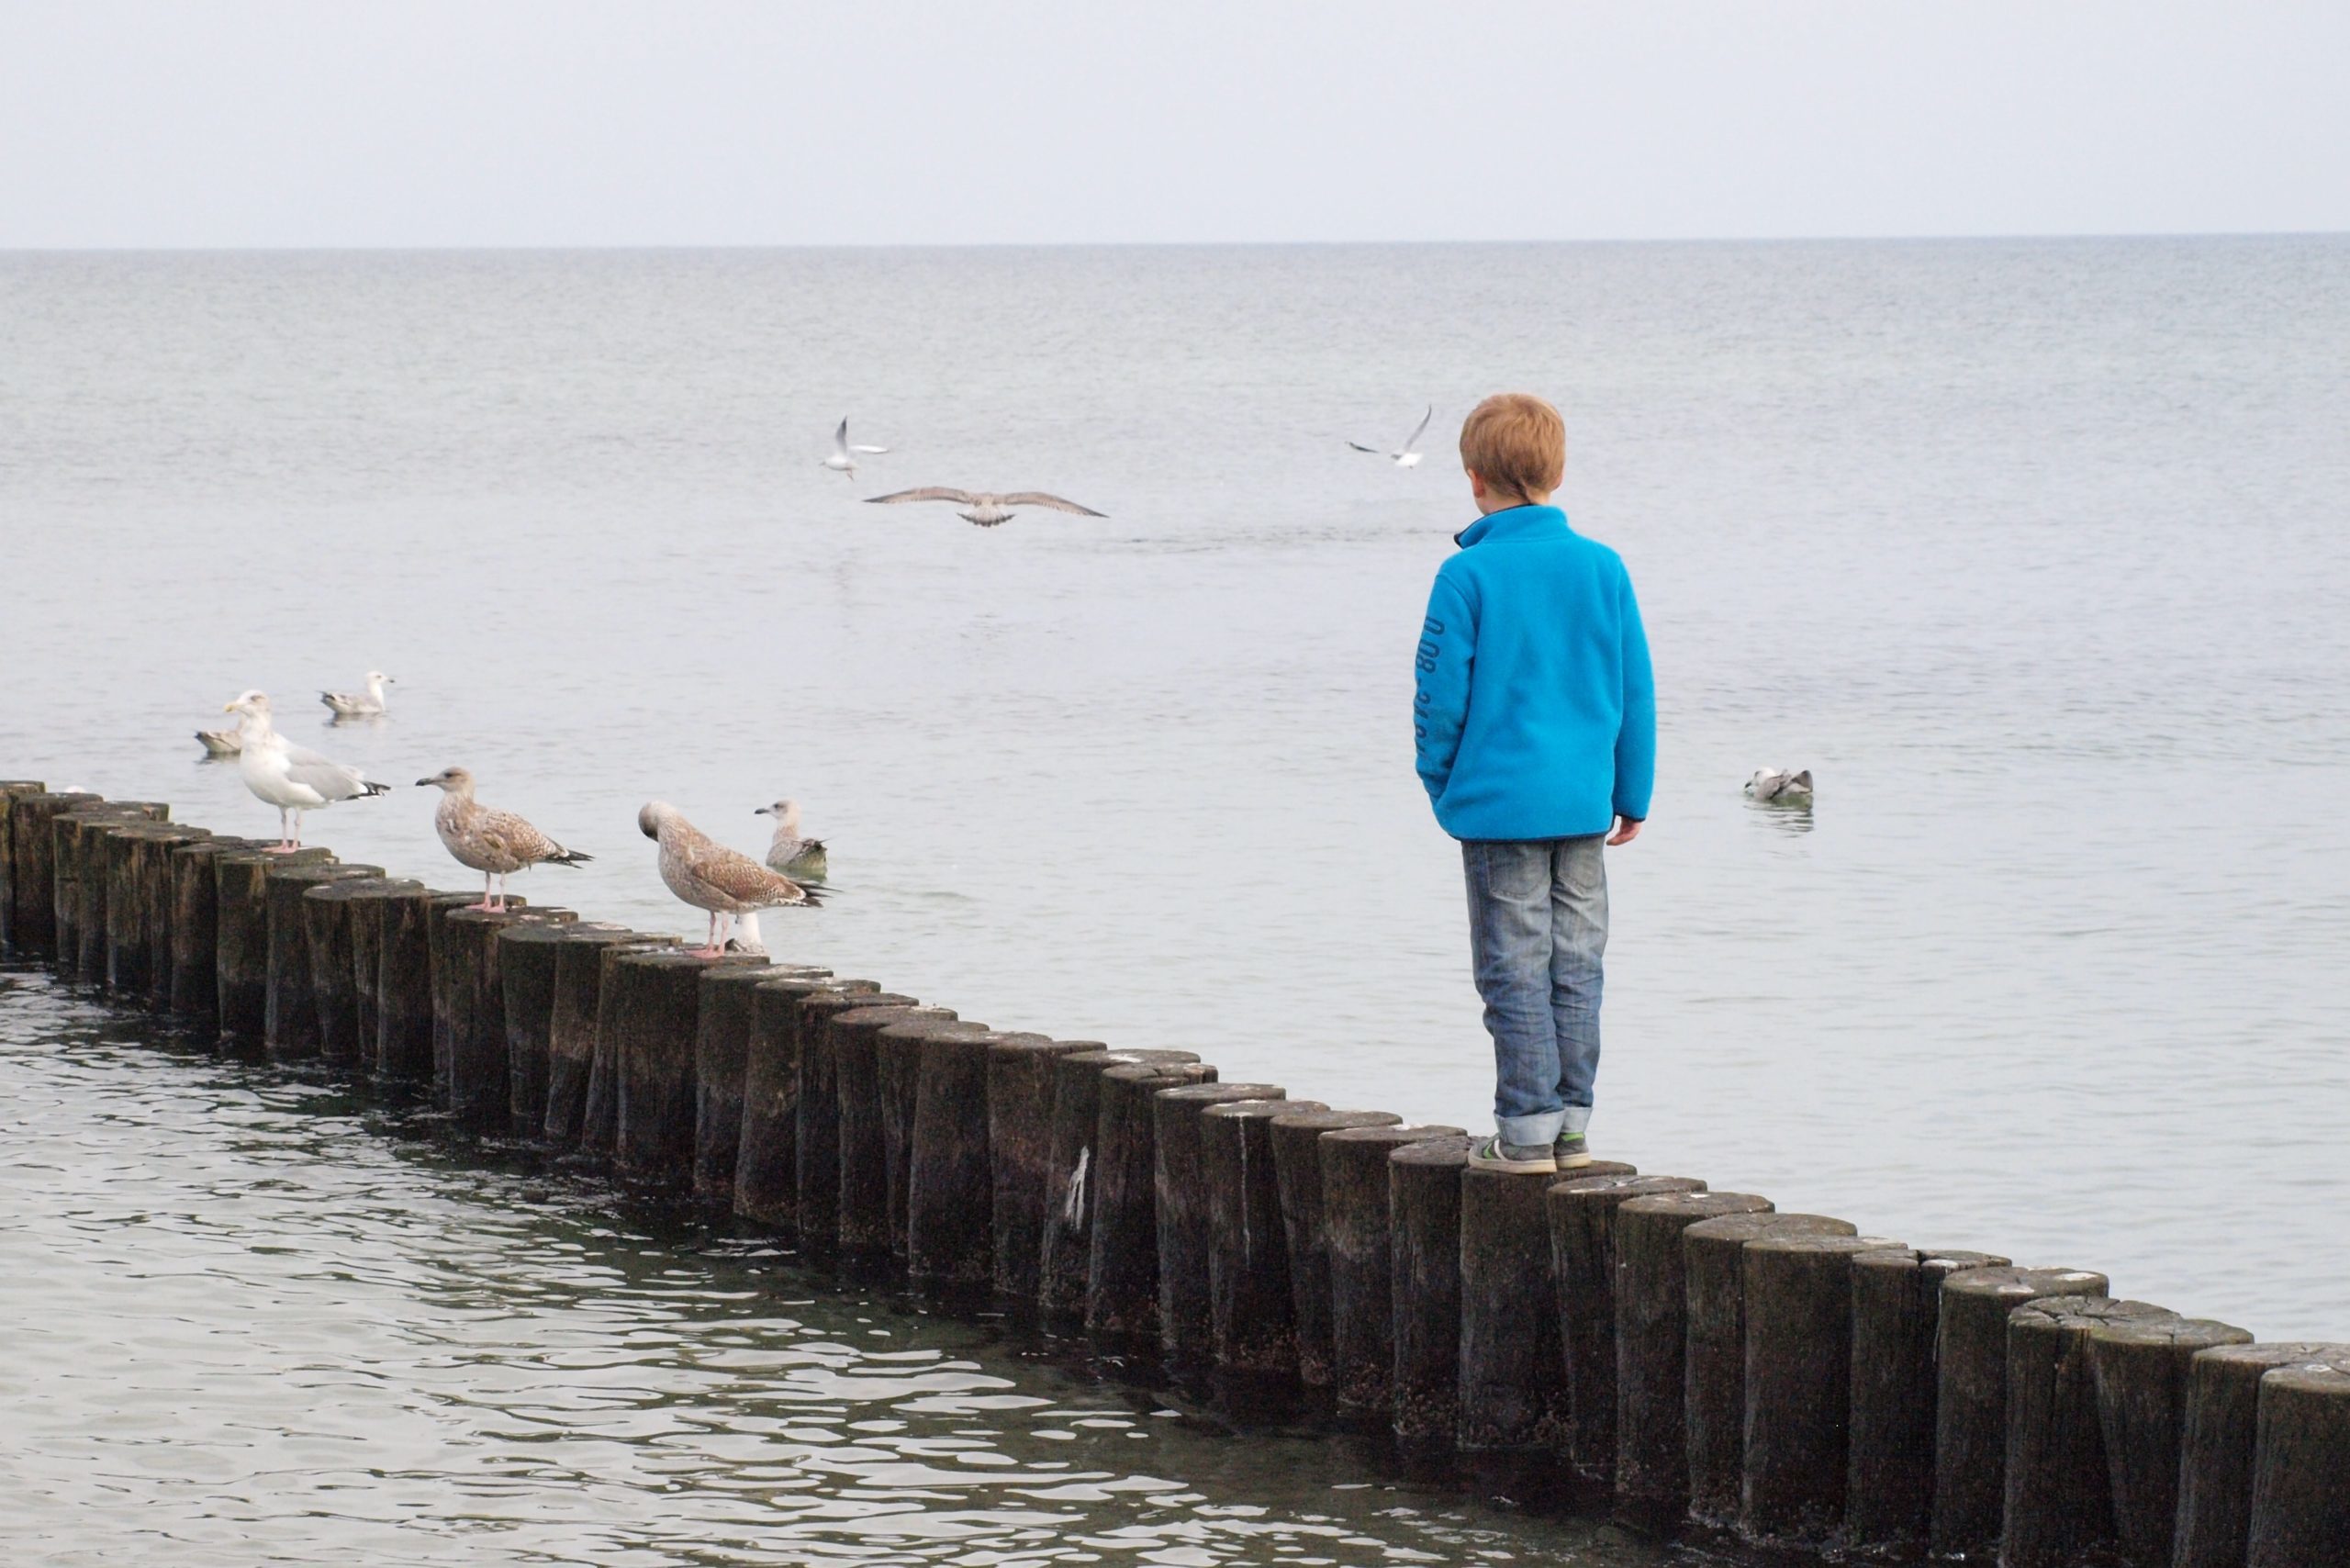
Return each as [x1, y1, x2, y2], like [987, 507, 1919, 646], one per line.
[1462, 835, 1608, 1147]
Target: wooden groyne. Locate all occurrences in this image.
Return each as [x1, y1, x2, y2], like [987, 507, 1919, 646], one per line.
[2, 778, 2344, 1566]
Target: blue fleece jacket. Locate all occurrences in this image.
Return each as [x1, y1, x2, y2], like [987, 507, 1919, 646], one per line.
[1414, 504, 1655, 840]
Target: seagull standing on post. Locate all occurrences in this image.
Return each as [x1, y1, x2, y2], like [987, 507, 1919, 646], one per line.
[639, 801, 820, 957]
[221, 689, 390, 850]
[418, 766, 593, 911]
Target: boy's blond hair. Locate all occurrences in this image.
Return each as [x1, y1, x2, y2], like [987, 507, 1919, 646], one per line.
[1460, 393, 1565, 500]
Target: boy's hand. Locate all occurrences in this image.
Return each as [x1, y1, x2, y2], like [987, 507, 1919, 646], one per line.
[1606, 816, 1642, 846]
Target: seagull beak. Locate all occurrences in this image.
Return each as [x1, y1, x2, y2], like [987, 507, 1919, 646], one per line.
[414, 778, 435, 787]
[221, 702, 237, 713]
[754, 805, 772, 815]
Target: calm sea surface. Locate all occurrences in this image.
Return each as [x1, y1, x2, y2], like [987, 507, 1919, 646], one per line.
[3, 239, 2347, 1554]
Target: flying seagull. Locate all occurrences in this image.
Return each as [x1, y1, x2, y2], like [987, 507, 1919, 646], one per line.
[321, 671, 393, 718]
[1348, 406, 1433, 467]
[864, 487, 1107, 528]
[639, 801, 821, 957]
[418, 766, 593, 911]
[822, 418, 890, 479]
[221, 689, 391, 849]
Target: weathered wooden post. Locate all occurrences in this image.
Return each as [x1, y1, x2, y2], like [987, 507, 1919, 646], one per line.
[0, 781, 47, 954]
[301, 877, 409, 1066]
[1549, 1170, 1692, 1475]
[1270, 1109, 1400, 1388]
[1841, 1246, 2009, 1551]
[881, 1014, 992, 1259]
[1740, 1232, 1905, 1546]
[1322, 1123, 1462, 1415]
[265, 860, 377, 1059]
[1455, 1162, 1630, 1452]
[58, 806, 163, 974]
[439, 904, 569, 1122]
[693, 964, 815, 1206]
[2087, 1315, 2253, 1567]
[834, 1003, 961, 1255]
[2176, 1342, 2350, 1568]
[1612, 1190, 1773, 1517]
[1040, 1048, 1196, 1316]
[1683, 1212, 1858, 1526]
[1390, 1135, 1472, 1443]
[2002, 1296, 2177, 1568]
[169, 836, 254, 1023]
[610, 949, 763, 1185]
[910, 1029, 1041, 1288]
[373, 890, 471, 1088]
[492, 920, 602, 1133]
[2246, 1354, 2350, 1568]
[1201, 1097, 1326, 1375]
[105, 822, 202, 999]
[7, 790, 97, 958]
[132, 824, 209, 1009]
[987, 1036, 1098, 1301]
[791, 989, 915, 1251]
[1153, 1081, 1284, 1361]
[542, 927, 669, 1144]
[1086, 1057, 1215, 1339]
[733, 972, 862, 1232]
[1929, 1265, 2110, 1560]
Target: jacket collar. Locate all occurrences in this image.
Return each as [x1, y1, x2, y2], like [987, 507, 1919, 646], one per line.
[1453, 503, 1570, 549]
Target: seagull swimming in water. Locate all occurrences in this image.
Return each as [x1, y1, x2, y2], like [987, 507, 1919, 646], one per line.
[196, 729, 241, 757]
[418, 766, 593, 911]
[640, 801, 821, 958]
[1348, 406, 1433, 467]
[320, 671, 393, 718]
[821, 418, 890, 479]
[222, 689, 391, 849]
[864, 487, 1107, 528]
[755, 798, 829, 883]
[1745, 768, 1815, 803]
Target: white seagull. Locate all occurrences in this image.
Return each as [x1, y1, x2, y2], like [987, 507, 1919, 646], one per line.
[222, 689, 391, 850]
[1348, 406, 1433, 467]
[864, 487, 1107, 528]
[822, 419, 890, 479]
[196, 729, 241, 757]
[1745, 768, 1815, 803]
[418, 766, 593, 911]
[320, 671, 394, 718]
[639, 801, 821, 958]
[755, 798, 829, 883]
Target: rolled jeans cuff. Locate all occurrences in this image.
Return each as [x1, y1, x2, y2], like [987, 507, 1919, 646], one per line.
[1497, 1109, 1565, 1147]
[1560, 1103, 1593, 1137]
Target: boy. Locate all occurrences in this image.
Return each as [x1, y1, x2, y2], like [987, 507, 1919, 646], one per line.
[1413, 392, 1655, 1173]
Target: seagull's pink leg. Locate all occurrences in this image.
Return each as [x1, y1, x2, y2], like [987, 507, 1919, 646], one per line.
[467, 870, 496, 913]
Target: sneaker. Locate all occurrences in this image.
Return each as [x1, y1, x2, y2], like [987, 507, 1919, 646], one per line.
[1468, 1135, 1558, 1174]
[1553, 1132, 1594, 1170]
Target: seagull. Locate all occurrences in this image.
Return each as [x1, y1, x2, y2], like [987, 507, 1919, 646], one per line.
[221, 689, 392, 850]
[864, 487, 1107, 528]
[196, 729, 241, 757]
[321, 671, 394, 718]
[1745, 768, 1815, 803]
[418, 766, 593, 912]
[1348, 405, 1433, 467]
[822, 418, 890, 479]
[755, 798, 828, 883]
[639, 801, 821, 958]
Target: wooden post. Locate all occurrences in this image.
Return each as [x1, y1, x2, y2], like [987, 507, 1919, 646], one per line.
[1684, 1212, 1859, 1526]
[301, 877, 409, 1067]
[1842, 1247, 2009, 1551]
[1201, 1097, 1326, 1375]
[1611, 1191, 1774, 1518]
[7, 791, 97, 958]
[833, 1003, 960, 1255]
[2175, 1342, 2350, 1568]
[217, 846, 332, 1047]
[1390, 1135, 1472, 1443]
[495, 920, 608, 1134]
[1085, 1057, 1216, 1339]
[732, 972, 858, 1231]
[1153, 1081, 1284, 1361]
[58, 807, 162, 974]
[1270, 1109, 1401, 1388]
[1549, 1170, 1693, 1476]
[987, 1036, 1098, 1302]
[607, 949, 764, 1184]
[2247, 1355, 2350, 1568]
[1322, 1123, 1463, 1415]
[791, 989, 916, 1252]
[132, 824, 208, 1009]
[442, 906, 571, 1120]
[910, 1030, 1042, 1289]
[1039, 1048, 1196, 1317]
[693, 964, 817, 1206]
[545, 927, 673, 1145]
[264, 861, 377, 1059]
[2088, 1315, 2254, 1567]
[2003, 1296, 2177, 1568]
[106, 822, 205, 999]
[372, 890, 470, 1089]
[1930, 1265, 2111, 1560]
[0, 781, 48, 955]
[880, 1014, 990, 1259]
[1740, 1233, 1903, 1546]
[168, 836, 255, 1024]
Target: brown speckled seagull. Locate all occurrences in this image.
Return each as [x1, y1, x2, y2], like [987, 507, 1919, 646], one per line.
[639, 801, 820, 957]
[418, 766, 592, 911]
[863, 487, 1106, 528]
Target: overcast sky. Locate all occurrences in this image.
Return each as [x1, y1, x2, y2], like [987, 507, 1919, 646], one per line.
[4, 0, 2344, 248]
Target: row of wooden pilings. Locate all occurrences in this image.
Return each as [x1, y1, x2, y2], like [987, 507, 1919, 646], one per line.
[1, 778, 2343, 1567]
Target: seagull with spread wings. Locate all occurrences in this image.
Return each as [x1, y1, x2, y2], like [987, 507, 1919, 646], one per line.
[1348, 405, 1433, 467]
[863, 487, 1107, 528]
[821, 418, 890, 479]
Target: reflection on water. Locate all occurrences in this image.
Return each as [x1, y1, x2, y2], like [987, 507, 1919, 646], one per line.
[1741, 798, 1815, 835]
[0, 970, 1680, 1568]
